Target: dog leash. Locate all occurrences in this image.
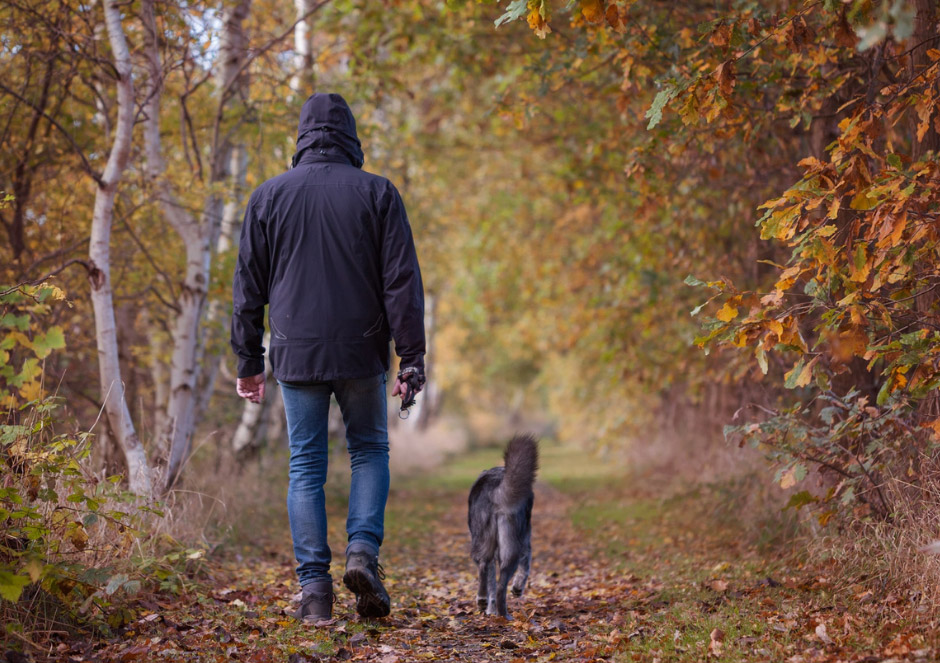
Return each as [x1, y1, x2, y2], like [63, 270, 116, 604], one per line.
[398, 383, 417, 420]
[397, 367, 421, 420]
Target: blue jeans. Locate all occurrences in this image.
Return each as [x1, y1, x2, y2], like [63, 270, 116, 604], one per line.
[279, 373, 389, 586]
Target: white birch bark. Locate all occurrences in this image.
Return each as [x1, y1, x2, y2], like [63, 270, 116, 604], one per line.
[88, 0, 152, 496]
[142, 0, 251, 491]
[289, 0, 316, 95]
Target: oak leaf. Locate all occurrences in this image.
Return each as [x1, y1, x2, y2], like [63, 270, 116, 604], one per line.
[716, 60, 735, 98]
[716, 302, 738, 322]
[581, 0, 605, 24]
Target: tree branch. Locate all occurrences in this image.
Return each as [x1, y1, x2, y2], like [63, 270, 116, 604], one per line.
[0, 81, 104, 187]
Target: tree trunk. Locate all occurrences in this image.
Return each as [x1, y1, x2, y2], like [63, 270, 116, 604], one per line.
[194, 142, 248, 426]
[142, 0, 252, 491]
[412, 293, 437, 430]
[289, 0, 317, 95]
[87, 0, 152, 496]
[231, 333, 284, 461]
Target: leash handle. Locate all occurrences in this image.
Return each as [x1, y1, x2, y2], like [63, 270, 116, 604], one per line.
[397, 367, 422, 419]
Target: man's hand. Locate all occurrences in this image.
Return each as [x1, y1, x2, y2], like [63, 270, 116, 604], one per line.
[392, 378, 416, 401]
[236, 373, 266, 403]
[393, 365, 426, 408]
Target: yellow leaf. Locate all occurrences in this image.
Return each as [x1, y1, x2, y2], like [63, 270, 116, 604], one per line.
[19, 380, 43, 403]
[716, 302, 739, 322]
[794, 357, 816, 387]
[850, 190, 878, 210]
[826, 196, 841, 219]
[24, 559, 43, 583]
[527, 10, 552, 38]
[780, 466, 800, 489]
[68, 525, 88, 552]
[580, 0, 605, 23]
[766, 319, 784, 339]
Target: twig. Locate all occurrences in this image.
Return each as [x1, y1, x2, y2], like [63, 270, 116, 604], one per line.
[0, 81, 104, 187]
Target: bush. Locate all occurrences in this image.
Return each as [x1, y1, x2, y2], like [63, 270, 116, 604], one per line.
[1, 283, 203, 647]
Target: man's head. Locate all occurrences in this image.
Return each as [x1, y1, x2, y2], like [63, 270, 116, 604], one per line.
[292, 93, 364, 168]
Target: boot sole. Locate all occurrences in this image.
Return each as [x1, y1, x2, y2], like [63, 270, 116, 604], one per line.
[343, 568, 390, 618]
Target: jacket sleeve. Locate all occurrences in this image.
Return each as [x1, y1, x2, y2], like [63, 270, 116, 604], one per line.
[380, 183, 426, 370]
[231, 193, 270, 378]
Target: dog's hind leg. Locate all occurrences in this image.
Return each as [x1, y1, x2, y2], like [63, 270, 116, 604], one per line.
[476, 560, 494, 613]
[484, 561, 499, 615]
[511, 530, 531, 597]
[494, 519, 521, 618]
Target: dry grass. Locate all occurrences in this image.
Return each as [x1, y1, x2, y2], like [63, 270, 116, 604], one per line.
[810, 474, 940, 627]
[618, 404, 940, 627]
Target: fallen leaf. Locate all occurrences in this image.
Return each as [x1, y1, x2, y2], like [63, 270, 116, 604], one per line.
[709, 628, 725, 657]
[815, 622, 834, 645]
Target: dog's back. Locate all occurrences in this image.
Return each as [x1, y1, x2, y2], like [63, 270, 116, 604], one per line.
[468, 434, 539, 617]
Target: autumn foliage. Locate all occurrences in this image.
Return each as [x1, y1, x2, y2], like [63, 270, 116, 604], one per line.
[4, 0, 940, 654]
[489, 0, 940, 522]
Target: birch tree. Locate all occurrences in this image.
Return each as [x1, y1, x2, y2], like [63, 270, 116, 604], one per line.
[143, 0, 252, 492]
[88, 0, 152, 496]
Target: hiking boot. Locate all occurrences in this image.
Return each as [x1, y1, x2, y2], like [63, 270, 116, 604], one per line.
[343, 546, 390, 618]
[292, 579, 335, 622]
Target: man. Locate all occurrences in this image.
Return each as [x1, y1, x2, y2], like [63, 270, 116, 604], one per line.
[231, 93, 426, 622]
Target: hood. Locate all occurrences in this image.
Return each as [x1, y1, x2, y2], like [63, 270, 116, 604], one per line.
[291, 93, 365, 169]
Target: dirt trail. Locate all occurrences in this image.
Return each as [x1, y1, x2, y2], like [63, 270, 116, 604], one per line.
[71, 477, 639, 662]
[44, 443, 939, 662]
[373, 481, 632, 662]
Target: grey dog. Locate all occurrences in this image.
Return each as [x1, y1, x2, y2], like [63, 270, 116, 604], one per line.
[467, 434, 539, 618]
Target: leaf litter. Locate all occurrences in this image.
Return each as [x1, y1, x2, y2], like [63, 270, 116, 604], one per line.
[24, 467, 940, 662]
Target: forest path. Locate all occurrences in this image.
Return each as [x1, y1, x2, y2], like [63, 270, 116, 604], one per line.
[76, 443, 935, 662]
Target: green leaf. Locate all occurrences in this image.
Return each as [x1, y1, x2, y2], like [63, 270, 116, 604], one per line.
[890, 0, 916, 41]
[856, 21, 887, 51]
[854, 244, 867, 272]
[756, 348, 768, 375]
[0, 570, 31, 602]
[495, 0, 527, 27]
[0, 313, 30, 331]
[105, 573, 129, 596]
[887, 153, 902, 169]
[31, 326, 65, 359]
[784, 490, 819, 511]
[646, 85, 677, 130]
[876, 377, 892, 406]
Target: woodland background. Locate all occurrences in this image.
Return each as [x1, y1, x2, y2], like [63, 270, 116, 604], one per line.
[3, 0, 940, 659]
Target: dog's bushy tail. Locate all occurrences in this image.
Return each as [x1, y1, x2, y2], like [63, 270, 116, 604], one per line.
[498, 434, 539, 508]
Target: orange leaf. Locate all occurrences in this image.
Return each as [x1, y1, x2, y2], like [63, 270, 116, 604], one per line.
[605, 3, 625, 32]
[716, 60, 735, 98]
[710, 23, 731, 47]
[581, 0, 605, 24]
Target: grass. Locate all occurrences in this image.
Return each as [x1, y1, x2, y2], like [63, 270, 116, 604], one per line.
[177, 435, 937, 662]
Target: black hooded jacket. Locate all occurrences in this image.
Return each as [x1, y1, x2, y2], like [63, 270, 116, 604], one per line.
[231, 93, 425, 381]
